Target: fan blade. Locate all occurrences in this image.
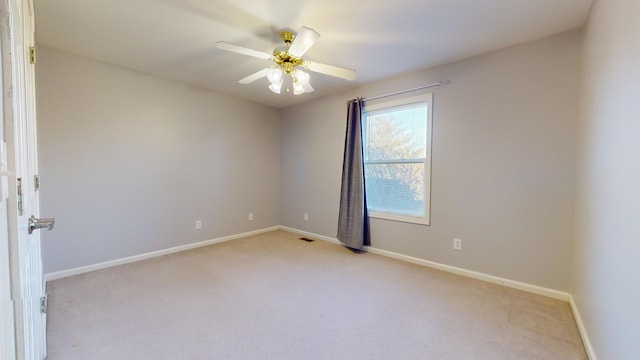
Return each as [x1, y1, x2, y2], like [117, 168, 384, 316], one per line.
[304, 61, 357, 81]
[216, 41, 272, 60]
[287, 27, 320, 58]
[238, 68, 270, 84]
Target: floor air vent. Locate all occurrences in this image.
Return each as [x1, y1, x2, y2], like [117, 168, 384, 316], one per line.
[299, 237, 315, 242]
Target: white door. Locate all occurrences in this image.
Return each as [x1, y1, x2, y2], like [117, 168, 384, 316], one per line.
[1, 0, 49, 359]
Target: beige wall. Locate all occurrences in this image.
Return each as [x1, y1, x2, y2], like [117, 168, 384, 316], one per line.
[574, 0, 640, 358]
[37, 47, 281, 273]
[281, 31, 580, 291]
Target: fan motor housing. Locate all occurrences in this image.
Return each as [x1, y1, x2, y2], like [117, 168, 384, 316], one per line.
[272, 49, 303, 74]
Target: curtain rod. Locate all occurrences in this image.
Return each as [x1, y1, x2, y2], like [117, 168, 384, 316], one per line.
[354, 80, 450, 103]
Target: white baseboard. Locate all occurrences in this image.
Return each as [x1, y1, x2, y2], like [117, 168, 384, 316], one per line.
[44, 226, 280, 282]
[569, 295, 598, 360]
[366, 246, 569, 301]
[280, 226, 569, 301]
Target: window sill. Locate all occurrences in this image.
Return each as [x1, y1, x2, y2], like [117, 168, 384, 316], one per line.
[368, 211, 430, 226]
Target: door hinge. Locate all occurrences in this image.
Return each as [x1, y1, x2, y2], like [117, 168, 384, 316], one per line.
[34, 174, 40, 191]
[29, 46, 36, 64]
[17, 177, 23, 216]
[40, 295, 48, 314]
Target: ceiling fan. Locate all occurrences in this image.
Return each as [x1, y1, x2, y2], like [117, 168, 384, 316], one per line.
[216, 27, 357, 95]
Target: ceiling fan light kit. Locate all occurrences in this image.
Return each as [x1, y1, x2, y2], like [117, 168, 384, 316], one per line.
[265, 67, 313, 95]
[217, 26, 356, 95]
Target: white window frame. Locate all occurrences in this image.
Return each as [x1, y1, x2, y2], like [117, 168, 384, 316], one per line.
[362, 93, 433, 225]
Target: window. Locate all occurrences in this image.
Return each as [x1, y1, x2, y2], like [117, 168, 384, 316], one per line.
[362, 93, 433, 225]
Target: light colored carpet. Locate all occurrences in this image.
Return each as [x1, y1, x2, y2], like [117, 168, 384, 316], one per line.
[46, 230, 587, 359]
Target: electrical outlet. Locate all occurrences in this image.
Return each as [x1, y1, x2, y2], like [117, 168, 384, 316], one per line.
[304, 213, 309, 221]
[453, 238, 462, 251]
[248, 213, 253, 221]
[195, 220, 202, 230]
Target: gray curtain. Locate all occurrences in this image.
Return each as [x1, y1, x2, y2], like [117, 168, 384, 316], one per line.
[337, 98, 370, 250]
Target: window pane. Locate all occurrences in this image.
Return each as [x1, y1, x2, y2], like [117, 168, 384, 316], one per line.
[365, 103, 427, 161]
[362, 94, 432, 224]
[365, 163, 425, 217]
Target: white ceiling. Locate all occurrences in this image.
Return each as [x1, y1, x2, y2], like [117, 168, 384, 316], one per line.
[34, 0, 593, 108]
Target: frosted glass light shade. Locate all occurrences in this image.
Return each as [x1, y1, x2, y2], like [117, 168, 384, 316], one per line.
[269, 80, 282, 94]
[267, 67, 283, 94]
[292, 70, 313, 95]
[294, 69, 310, 84]
[293, 82, 304, 95]
[267, 67, 283, 83]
